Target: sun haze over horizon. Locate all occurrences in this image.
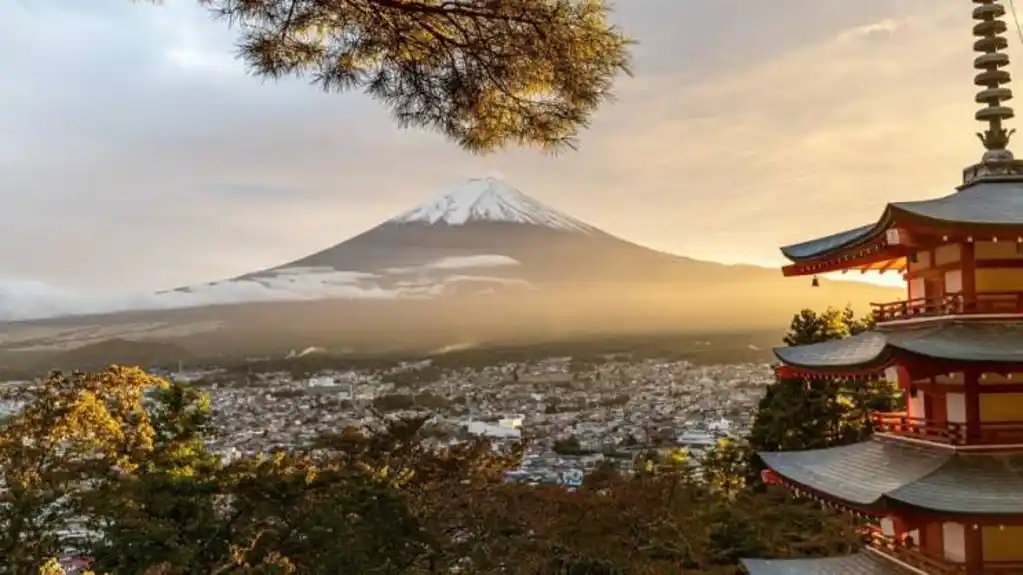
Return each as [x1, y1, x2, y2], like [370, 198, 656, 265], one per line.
[0, 0, 992, 292]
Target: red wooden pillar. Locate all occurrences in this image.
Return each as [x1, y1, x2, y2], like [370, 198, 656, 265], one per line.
[894, 515, 917, 546]
[962, 241, 977, 301]
[965, 370, 981, 444]
[965, 523, 984, 574]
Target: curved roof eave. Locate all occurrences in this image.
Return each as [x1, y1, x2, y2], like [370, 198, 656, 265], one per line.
[760, 439, 1023, 516]
[758, 440, 947, 507]
[888, 321, 1023, 363]
[885, 452, 1023, 515]
[774, 322, 1023, 370]
[779, 208, 897, 263]
[772, 331, 890, 369]
[782, 180, 1023, 263]
[740, 553, 904, 575]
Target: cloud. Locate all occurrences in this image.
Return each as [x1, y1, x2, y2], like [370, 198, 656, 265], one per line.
[0, 255, 525, 321]
[836, 18, 900, 42]
[0, 274, 410, 322]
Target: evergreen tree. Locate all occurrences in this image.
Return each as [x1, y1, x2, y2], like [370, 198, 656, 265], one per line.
[700, 437, 749, 498]
[156, 0, 633, 153]
[81, 384, 226, 574]
[748, 306, 900, 484]
[782, 304, 870, 347]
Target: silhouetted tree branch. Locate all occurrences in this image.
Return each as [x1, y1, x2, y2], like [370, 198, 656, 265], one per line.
[177, 0, 633, 153]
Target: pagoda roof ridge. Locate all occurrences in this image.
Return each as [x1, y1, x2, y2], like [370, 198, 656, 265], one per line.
[758, 437, 1023, 515]
[774, 320, 1023, 371]
[740, 551, 905, 574]
[780, 179, 1023, 266]
[891, 178, 1023, 227]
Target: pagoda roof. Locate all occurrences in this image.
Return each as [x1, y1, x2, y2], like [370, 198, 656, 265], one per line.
[780, 179, 1023, 263]
[774, 321, 1023, 371]
[740, 552, 906, 575]
[891, 180, 1023, 228]
[759, 437, 1023, 515]
[781, 224, 877, 261]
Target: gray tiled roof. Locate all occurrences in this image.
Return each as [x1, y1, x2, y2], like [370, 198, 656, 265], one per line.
[779, 180, 1023, 263]
[774, 331, 891, 369]
[740, 552, 906, 575]
[780, 224, 876, 261]
[759, 439, 946, 506]
[891, 322, 1023, 362]
[887, 452, 1023, 514]
[891, 180, 1023, 226]
[773, 321, 1023, 368]
[760, 437, 1023, 515]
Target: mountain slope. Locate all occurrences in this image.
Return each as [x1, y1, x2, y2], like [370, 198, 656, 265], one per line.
[182, 176, 795, 298]
[0, 176, 903, 357]
[42, 338, 193, 372]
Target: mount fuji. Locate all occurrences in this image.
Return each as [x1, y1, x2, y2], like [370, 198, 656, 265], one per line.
[0, 177, 900, 357]
[159, 176, 704, 303]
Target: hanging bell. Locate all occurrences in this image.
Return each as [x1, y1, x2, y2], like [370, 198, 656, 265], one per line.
[811, 275, 820, 288]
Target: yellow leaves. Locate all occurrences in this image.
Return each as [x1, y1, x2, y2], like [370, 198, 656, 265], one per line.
[0, 367, 171, 492]
[354, 461, 416, 487]
[38, 559, 67, 575]
[37, 558, 102, 575]
[668, 447, 690, 466]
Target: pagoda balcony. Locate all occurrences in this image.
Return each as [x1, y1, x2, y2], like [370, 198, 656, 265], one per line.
[866, 526, 1023, 574]
[872, 412, 1023, 446]
[871, 291, 1023, 323]
[865, 526, 962, 574]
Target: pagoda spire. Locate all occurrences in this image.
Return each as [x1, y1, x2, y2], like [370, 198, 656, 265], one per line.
[974, 0, 1015, 153]
[964, 0, 1023, 183]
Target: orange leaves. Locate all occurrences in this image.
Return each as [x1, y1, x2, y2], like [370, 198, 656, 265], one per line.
[0, 367, 180, 572]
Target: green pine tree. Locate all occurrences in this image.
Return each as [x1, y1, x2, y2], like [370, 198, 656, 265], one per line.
[141, 0, 633, 154]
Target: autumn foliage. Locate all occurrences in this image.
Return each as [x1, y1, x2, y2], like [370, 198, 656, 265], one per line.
[0, 359, 870, 575]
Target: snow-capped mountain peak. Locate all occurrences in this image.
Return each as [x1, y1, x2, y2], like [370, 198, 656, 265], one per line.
[388, 177, 597, 234]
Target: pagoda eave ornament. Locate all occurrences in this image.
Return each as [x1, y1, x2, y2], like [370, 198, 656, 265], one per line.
[977, 127, 1016, 152]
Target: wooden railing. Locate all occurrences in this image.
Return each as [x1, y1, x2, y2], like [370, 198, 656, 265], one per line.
[872, 412, 1023, 446]
[865, 526, 963, 575]
[987, 561, 1023, 573]
[871, 291, 1023, 323]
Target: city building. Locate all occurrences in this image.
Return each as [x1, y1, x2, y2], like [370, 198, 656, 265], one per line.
[742, 2, 1023, 573]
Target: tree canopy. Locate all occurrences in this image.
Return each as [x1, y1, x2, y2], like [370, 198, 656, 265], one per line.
[187, 0, 633, 154]
[2, 360, 870, 575]
[782, 304, 873, 347]
[746, 305, 901, 483]
[0, 306, 912, 574]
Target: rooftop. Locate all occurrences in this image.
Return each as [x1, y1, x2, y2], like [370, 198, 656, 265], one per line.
[740, 552, 908, 575]
[759, 436, 1023, 515]
[773, 320, 1023, 371]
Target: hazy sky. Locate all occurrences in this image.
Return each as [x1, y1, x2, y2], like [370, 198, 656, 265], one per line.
[0, 0, 1005, 291]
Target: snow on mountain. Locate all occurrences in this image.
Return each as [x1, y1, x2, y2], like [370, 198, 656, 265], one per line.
[388, 177, 598, 234]
[0, 177, 624, 322]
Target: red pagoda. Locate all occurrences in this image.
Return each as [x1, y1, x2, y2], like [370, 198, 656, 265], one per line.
[741, 1, 1023, 574]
